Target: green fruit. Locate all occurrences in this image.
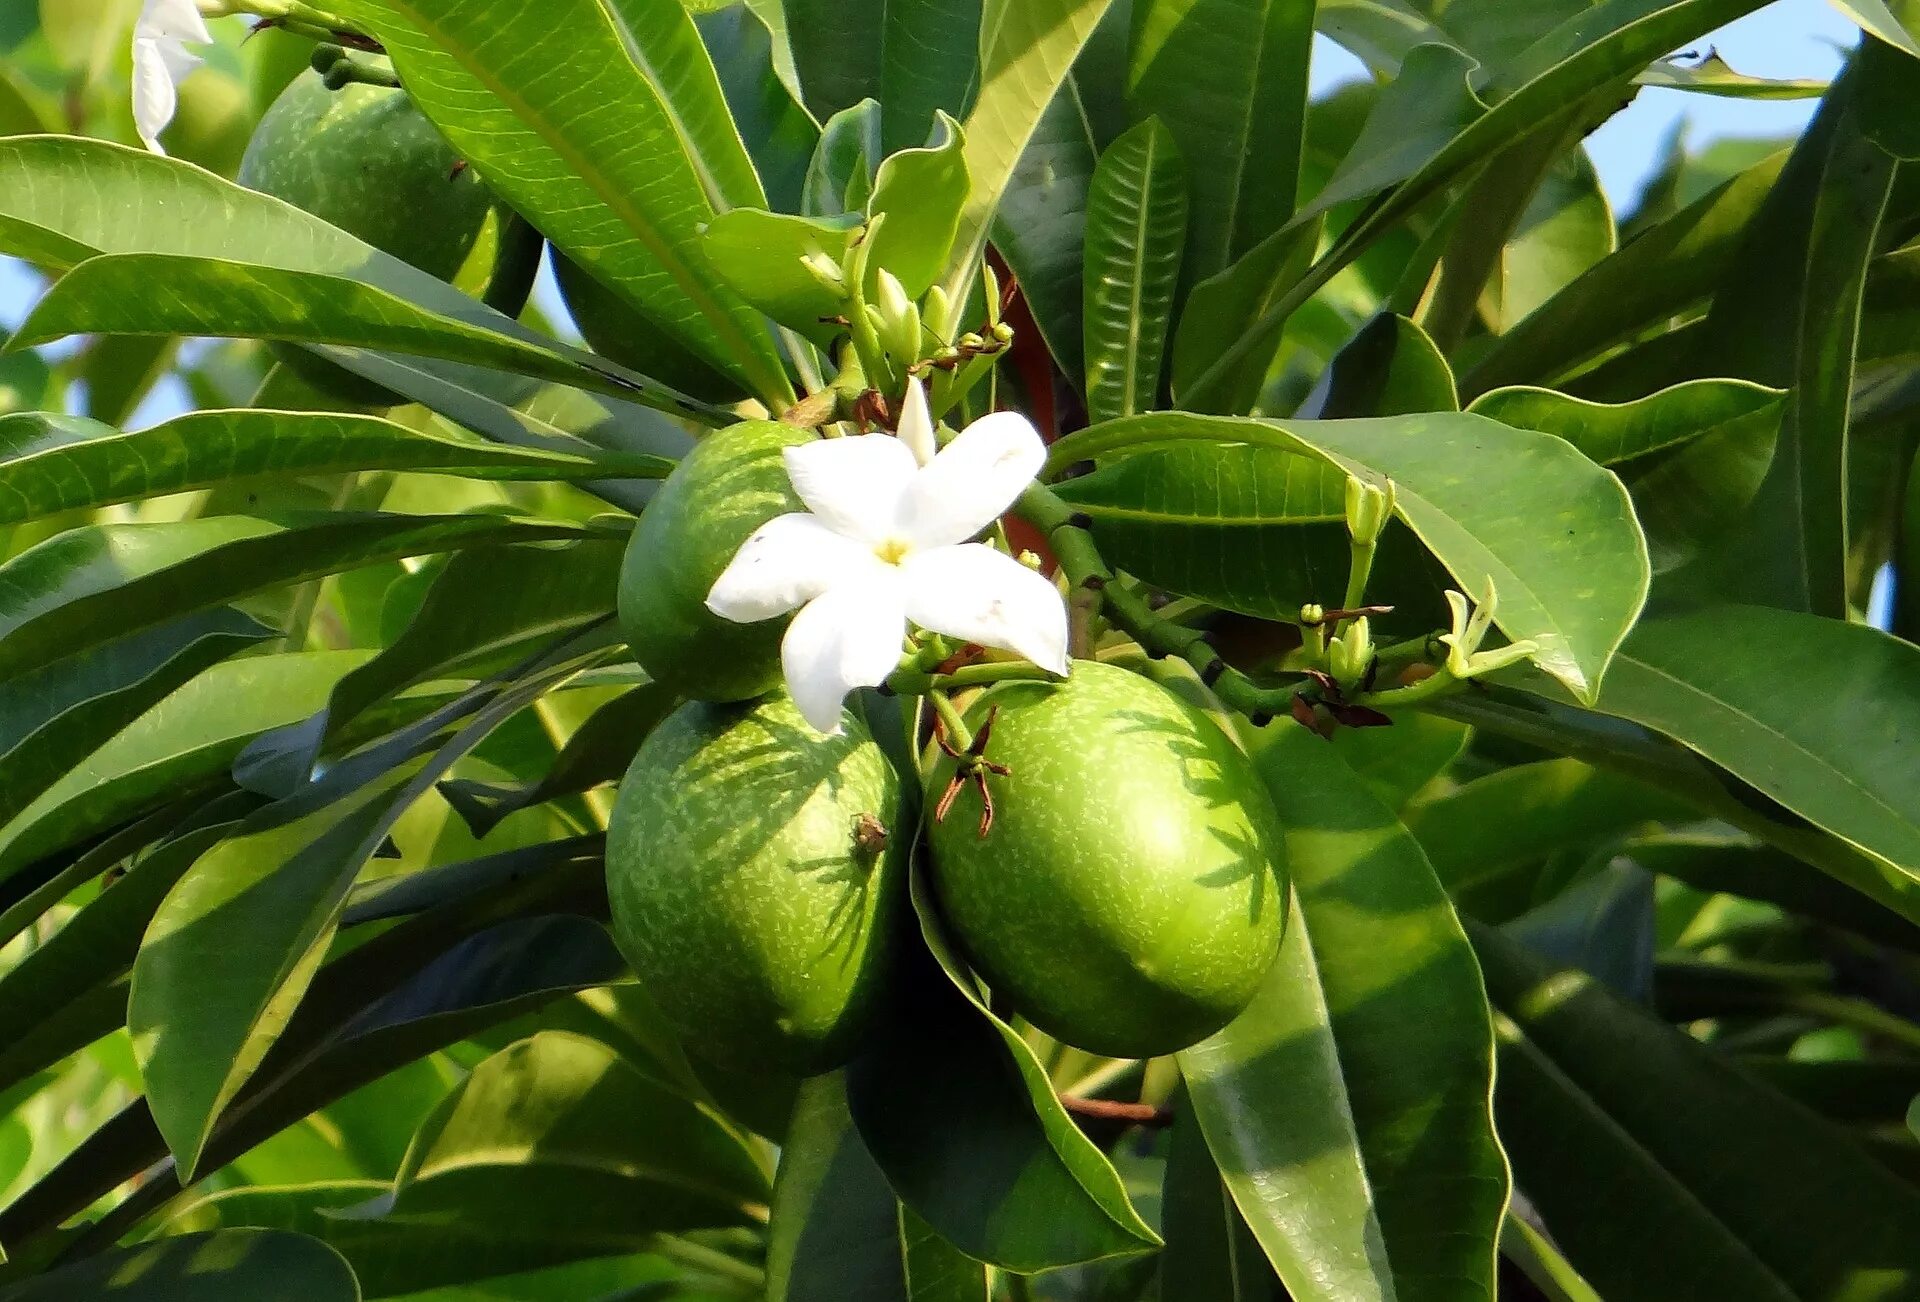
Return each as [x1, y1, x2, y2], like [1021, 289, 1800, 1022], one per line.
[617, 420, 813, 701]
[925, 660, 1288, 1057]
[553, 254, 745, 402]
[239, 70, 496, 403]
[241, 69, 492, 279]
[166, 68, 252, 177]
[607, 694, 907, 1071]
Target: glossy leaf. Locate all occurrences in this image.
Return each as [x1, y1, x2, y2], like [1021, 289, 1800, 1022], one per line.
[1159, 1112, 1281, 1300]
[867, 112, 972, 298]
[1127, 0, 1315, 282]
[1462, 150, 1789, 397]
[1591, 605, 1920, 893]
[1167, 218, 1317, 413]
[1049, 410, 1652, 701]
[383, 1031, 767, 1229]
[943, 0, 1116, 300]
[806, 99, 886, 218]
[130, 773, 418, 1178]
[1188, 0, 1780, 409]
[991, 78, 1099, 384]
[1301, 312, 1459, 420]
[881, 0, 982, 155]
[1083, 118, 1187, 424]
[785, 0, 883, 120]
[1185, 726, 1506, 1301]
[0, 651, 369, 887]
[0, 1230, 359, 1302]
[0, 513, 594, 681]
[326, 0, 790, 402]
[1504, 862, 1658, 1000]
[847, 869, 1160, 1272]
[0, 409, 667, 526]
[1468, 381, 1783, 570]
[0, 610, 268, 831]
[700, 209, 862, 344]
[1681, 46, 1902, 615]
[698, 4, 820, 214]
[1635, 52, 1828, 98]
[1475, 922, 1920, 1301]
[0, 136, 722, 422]
[12, 254, 711, 418]
[769, 1074, 990, 1302]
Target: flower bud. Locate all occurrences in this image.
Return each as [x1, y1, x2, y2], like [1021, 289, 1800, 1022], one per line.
[1345, 476, 1395, 547]
[1327, 617, 1373, 685]
[873, 269, 923, 363]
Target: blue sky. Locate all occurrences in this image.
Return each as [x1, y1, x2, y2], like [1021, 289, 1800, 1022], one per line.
[0, 0, 1863, 335]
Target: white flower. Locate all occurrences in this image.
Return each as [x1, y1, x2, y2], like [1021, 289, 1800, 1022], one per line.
[133, 0, 220, 155]
[707, 382, 1069, 734]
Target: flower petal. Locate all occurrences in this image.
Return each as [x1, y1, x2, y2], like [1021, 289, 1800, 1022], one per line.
[900, 411, 1047, 549]
[706, 512, 887, 624]
[782, 435, 919, 544]
[139, 0, 213, 43]
[897, 377, 937, 467]
[781, 575, 908, 734]
[132, 37, 191, 154]
[902, 544, 1069, 675]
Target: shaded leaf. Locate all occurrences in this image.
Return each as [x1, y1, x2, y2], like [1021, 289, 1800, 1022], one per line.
[1083, 117, 1187, 424]
[0, 1230, 360, 1302]
[1049, 410, 1651, 701]
[0, 409, 667, 527]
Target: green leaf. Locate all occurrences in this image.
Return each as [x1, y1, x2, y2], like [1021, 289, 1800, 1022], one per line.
[1590, 605, 1920, 899]
[0, 513, 594, 682]
[1304, 312, 1460, 420]
[0, 651, 369, 887]
[1159, 1110, 1280, 1299]
[769, 1074, 990, 1302]
[944, 0, 1116, 300]
[846, 868, 1160, 1272]
[1167, 220, 1318, 413]
[1190, 0, 1781, 409]
[881, 0, 982, 155]
[0, 605, 265, 781]
[867, 112, 971, 298]
[1404, 759, 1696, 910]
[1504, 862, 1657, 1000]
[806, 100, 885, 217]
[1474, 921, 1920, 1300]
[11, 255, 713, 419]
[1488, 151, 1616, 332]
[697, 5, 818, 214]
[0, 409, 667, 527]
[1467, 381, 1783, 570]
[327, 0, 790, 403]
[0, 1230, 360, 1302]
[0, 821, 235, 1072]
[1049, 410, 1652, 702]
[439, 684, 677, 839]
[130, 774, 418, 1178]
[1083, 118, 1187, 424]
[1461, 149, 1788, 398]
[991, 78, 1099, 384]
[1635, 51, 1828, 98]
[1185, 727, 1507, 1301]
[1127, 0, 1316, 282]
[700, 209, 862, 344]
[1678, 44, 1904, 615]
[785, 0, 883, 120]
[0, 137, 725, 422]
[284, 541, 626, 779]
[367, 1032, 766, 1250]
[1830, 0, 1920, 57]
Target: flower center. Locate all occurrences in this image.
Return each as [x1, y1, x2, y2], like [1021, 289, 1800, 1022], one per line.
[873, 537, 914, 566]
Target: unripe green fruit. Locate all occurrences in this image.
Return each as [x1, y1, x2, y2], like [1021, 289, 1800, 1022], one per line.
[925, 660, 1288, 1057]
[239, 70, 496, 403]
[617, 420, 812, 701]
[606, 694, 907, 1071]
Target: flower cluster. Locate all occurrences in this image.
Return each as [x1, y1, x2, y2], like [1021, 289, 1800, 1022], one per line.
[707, 381, 1069, 734]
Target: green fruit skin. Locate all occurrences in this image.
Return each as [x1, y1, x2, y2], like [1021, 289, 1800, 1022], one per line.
[553, 254, 745, 403]
[607, 694, 907, 1072]
[617, 420, 813, 702]
[239, 70, 495, 404]
[926, 660, 1289, 1058]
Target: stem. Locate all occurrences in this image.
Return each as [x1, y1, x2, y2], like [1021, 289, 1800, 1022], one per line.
[1354, 667, 1462, 712]
[925, 689, 973, 753]
[890, 660, 1058, 696]
[1341, 538, 1377, 615]
[1017, 483, 1309, 725]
